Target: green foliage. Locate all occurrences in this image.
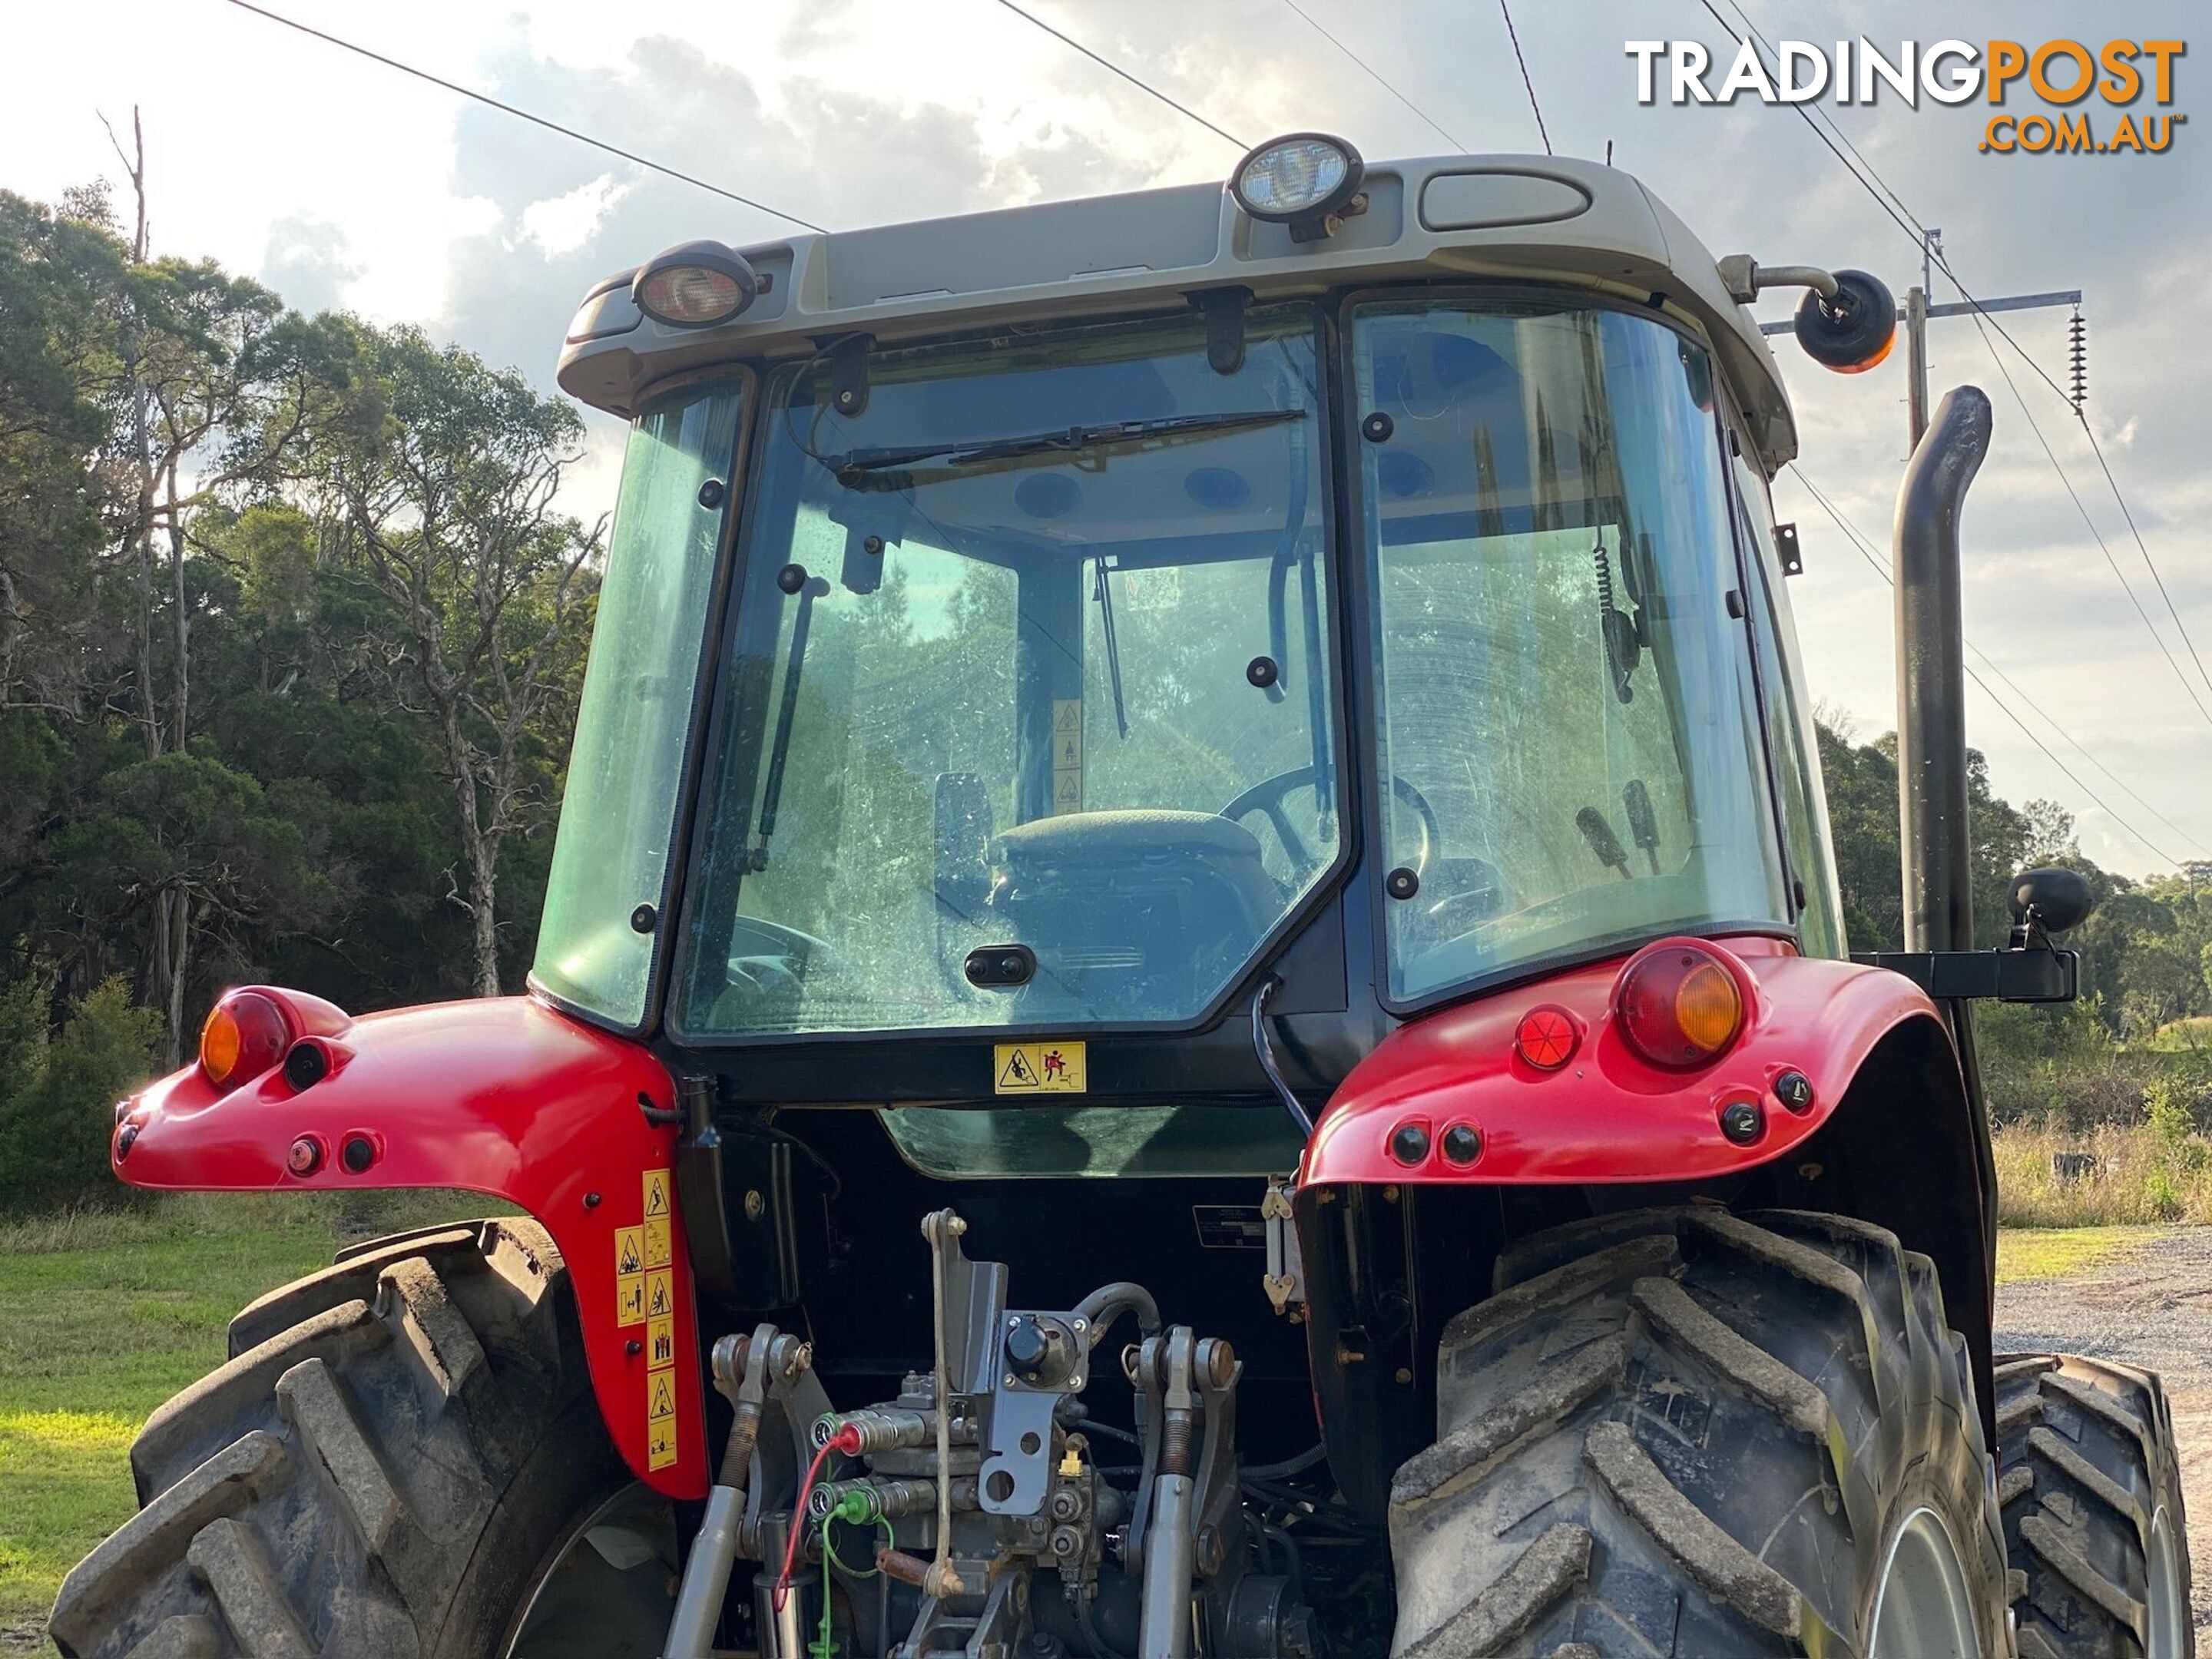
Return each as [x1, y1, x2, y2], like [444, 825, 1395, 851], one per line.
[0, 979, 160, 1211]
[0, 186, 592, 1209]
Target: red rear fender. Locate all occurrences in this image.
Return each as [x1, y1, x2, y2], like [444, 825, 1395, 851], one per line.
[113, 991, 707, 1499]
[1302, 939, 1953, 1187]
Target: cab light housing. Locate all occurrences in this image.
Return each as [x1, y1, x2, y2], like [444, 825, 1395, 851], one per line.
[631, 240, 759, 329]
[1614, 942, 1747, 1070]
[1230, 133, 1365, 231]
[200, 991, 290, 1093]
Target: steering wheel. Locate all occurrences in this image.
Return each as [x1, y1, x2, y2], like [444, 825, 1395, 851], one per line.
[729, 914, 849, 988]
[1222, 768, 1439, 885]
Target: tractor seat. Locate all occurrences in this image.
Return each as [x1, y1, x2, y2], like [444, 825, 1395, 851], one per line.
[988, 810, 1281, 1018]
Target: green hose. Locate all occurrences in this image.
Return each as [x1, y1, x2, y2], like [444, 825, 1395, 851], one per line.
[810, 1490, 894, 1659]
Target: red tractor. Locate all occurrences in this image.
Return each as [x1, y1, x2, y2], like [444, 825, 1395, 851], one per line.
[58, 136, 2188, 1658]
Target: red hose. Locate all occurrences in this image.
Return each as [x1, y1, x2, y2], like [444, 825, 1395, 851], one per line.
[772, 1425, 863, 1612]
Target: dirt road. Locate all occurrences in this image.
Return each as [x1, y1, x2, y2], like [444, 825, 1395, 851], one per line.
[1995, 1227, 2212, 1631]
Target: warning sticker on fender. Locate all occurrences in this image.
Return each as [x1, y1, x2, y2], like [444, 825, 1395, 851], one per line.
[614, 1227, 646, 1326]
[994, 1041, 1085, 1094]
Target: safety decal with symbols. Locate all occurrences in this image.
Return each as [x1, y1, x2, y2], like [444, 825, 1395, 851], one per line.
[614, 1227, 645, 1326]
[1051, 699, 1083, 816]
[993, 1041, 1086, 1094]
[624, 1169, 678, 1471]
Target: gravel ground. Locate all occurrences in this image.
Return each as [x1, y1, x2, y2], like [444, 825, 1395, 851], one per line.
[1995, 1227, 2212, 1632]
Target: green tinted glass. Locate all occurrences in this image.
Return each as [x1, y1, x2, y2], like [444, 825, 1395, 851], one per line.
[533, 382, 743, 1023]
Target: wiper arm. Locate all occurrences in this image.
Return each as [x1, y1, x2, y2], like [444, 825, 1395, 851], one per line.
[823, 409, 1305, 478]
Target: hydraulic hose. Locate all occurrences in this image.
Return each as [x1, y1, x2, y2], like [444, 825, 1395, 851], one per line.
[1072, 1281, 1161, 1349]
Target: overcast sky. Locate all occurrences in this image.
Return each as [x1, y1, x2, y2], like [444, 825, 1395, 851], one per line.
[6, 0, 2205, 877]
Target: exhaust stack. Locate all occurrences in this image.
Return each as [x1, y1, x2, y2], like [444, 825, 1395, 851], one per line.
[1892, 385, 1993, 955]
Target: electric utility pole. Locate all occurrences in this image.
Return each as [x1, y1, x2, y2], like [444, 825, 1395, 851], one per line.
[1760, 229, 2083, 450]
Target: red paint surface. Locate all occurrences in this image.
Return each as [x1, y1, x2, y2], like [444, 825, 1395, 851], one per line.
[113, 989, 707, 1499]
[1301, 938, 1949, 1187]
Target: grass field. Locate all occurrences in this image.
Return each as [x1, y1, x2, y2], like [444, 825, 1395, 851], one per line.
[1993, 1223, 2161, 1284]
[0, 1196, 492, 1654]
[0, 1201, 2183, 1652]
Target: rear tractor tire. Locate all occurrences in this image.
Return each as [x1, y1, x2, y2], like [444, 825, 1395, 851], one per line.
[48, 1220, 678, 1659]
[1386, 1206, 2011, 1657]
[1995, 1353, 2193, 1658]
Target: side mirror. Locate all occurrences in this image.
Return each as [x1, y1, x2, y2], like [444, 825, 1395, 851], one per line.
[1794, 269, 1897, 375]
[2010, 866, 2094, 939]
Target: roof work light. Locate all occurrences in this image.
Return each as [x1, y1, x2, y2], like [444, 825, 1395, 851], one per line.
[632, 240, 760, 329]
[1230, 134, 1365, 239]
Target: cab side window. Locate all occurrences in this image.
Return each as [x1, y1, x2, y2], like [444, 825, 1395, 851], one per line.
[1730, 447, 1847, 959]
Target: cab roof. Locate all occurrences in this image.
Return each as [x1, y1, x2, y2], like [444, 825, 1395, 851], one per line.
[557, 151, 1800, 472]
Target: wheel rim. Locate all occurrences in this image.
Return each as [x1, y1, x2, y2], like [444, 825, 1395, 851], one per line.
[1868, 1505, 1982, 1659]
[2148, 1505, 2187, 1657]
[502, 1482, 679, 1659]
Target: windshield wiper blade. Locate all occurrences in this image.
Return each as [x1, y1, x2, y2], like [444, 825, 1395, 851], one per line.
[824, 409, 1305, 477]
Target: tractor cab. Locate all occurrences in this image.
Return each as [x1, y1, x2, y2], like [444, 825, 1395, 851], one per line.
[79, 137, 2177, 1659]
[531, 145, 1842, 1189]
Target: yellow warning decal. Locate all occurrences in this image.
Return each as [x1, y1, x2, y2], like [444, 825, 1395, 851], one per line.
[643, 1168, 671, 1218]
[643, 1214, 673, 1270]
[646, 1313, 676, 1369]
[644, 1267, 674, 1320]
[615, 1226, 647, 1327]
[1051, 700, 1083, 816]
[647, 1416, 678, 1471]
[646, 1369, 677, 1422]
[994, 1041, 1086, 1094]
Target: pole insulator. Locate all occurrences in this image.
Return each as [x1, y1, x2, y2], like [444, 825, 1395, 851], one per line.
[2068, 310, 2088, 416]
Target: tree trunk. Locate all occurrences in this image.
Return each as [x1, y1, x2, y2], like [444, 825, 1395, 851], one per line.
[112, 106, 160, 759]
[442, 702, 504, 998]
[468, 832, 502, 999]
[151, 889, 181, 1068]
[164, 892, 192, 1070]
[166, 461, 188, 747]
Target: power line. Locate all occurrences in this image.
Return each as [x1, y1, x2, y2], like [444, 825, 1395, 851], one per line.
[1495, 0, 1552, 154]
[988, 0, 1247, 151]
[1788, 465, 2193, 868]
[1705, 2, 2212, 734]
[1279, 0, 1467, 151]
[2075, 397, 2212, 706]
[1791, 464, 2205, 858]
[1950, 296, 2212, 733]
[219, 0, 826, 233]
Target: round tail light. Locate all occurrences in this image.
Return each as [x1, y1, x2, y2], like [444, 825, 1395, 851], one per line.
[1615, 944, 1745, 1070]
[200, 992, 289, 1092]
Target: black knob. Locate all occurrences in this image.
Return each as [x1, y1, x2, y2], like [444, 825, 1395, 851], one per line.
[777, 563, 808, 594]
[1385, 866, 1420, 901]
[1440, 1123, 1482, 1166]
[1362, 411, 1394, 442]
[1246, 655, 1280, 689]
[1389, 1121, 1430, 1165]
[1005, 1316, 1054, 1382]
[283, 1041, 329, 1092]
[630, 903, 657, 934]
[341, 1134, 378, 1174]
[697, 478, 726, 509]
[1719, 1101, 1765, 1145]
[1773, 1071, 1813, 1113]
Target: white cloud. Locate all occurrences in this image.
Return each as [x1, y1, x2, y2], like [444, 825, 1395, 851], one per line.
[518, 172, 633, 257]
[5, 0, 2207, 873]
